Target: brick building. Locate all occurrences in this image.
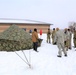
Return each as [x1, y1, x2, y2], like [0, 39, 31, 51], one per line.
[0, 18, 53, 33]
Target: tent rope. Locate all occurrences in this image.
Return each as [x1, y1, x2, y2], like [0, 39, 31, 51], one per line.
[29, 50, 31, 65]
[14, 51, 30, 66]
[22, 50, 30, 65]
[22, 50, 31, 68]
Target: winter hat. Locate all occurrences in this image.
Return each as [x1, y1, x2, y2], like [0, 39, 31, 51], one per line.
[56, 28, 59, 31]
[34, 28, 37, 32]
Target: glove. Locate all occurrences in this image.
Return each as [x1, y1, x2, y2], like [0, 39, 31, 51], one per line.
[64, 41, 66, 45]
[54, 42, 56, 45]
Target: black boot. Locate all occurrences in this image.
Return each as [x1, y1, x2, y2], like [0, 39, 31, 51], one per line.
[64, 54, 67, 57]
[57, 55, 62, 57]
[33, 48, 39, 52]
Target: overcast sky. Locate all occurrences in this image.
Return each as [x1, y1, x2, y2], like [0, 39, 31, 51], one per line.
[0, 0, 76, 29]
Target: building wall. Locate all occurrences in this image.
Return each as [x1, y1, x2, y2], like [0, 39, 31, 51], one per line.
[0, 23, 50, 33]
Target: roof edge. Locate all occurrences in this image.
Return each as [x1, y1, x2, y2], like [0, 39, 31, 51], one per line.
[0, 18, 53, 25]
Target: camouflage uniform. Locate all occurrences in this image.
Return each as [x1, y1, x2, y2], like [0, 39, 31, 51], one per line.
[67, 29, 72, 49]
[64, 29, 69, 51]
[47, 29, 51, 43]
[73, 30, 76, 48]
[54, 30, 67, 57]
[52, 28, 56, 44]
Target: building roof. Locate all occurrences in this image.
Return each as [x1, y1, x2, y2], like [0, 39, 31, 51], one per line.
[0, 18, 53, 25]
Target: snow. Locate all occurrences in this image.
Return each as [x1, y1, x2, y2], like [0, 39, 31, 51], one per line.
[0, 19, 50, 24]
[0, 34, 76, 75]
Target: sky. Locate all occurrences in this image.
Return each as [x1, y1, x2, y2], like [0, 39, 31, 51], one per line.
[0, 34, 76, 75]
[0, 0, 76, 29]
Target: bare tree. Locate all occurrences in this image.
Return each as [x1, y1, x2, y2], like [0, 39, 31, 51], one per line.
[68, 22, 76, 32]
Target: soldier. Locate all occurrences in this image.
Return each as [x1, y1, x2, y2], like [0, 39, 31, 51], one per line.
[47, 28, 51, 43]
[32, 28, 39, 52]
[64, 28, 69, 51]
[52, 28, 56, 45]
[67, 29, 72, 49]
[56, 27, 59, 31]
[73, 28, 76, 49]
[54, 28, 67, 57]
[29, 29, 32, 35]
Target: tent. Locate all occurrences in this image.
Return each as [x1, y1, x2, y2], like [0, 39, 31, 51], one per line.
[0, 25, 43, 67]
[0, 25, 33, 67]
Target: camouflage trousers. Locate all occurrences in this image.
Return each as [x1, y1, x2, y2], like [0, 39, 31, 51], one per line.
[73, 38, 76, 48]
[57, 42, 67, 56]
[52, 37, 54, 44]
[64, 40, 69, 51]
[47, 36, 51, 43]
[68, 39, 71, 49]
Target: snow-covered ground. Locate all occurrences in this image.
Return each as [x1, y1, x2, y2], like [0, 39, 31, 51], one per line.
[0, 34, 76, 75]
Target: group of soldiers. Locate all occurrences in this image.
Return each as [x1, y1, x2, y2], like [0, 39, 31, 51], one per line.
[47, 27, 76, 57]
